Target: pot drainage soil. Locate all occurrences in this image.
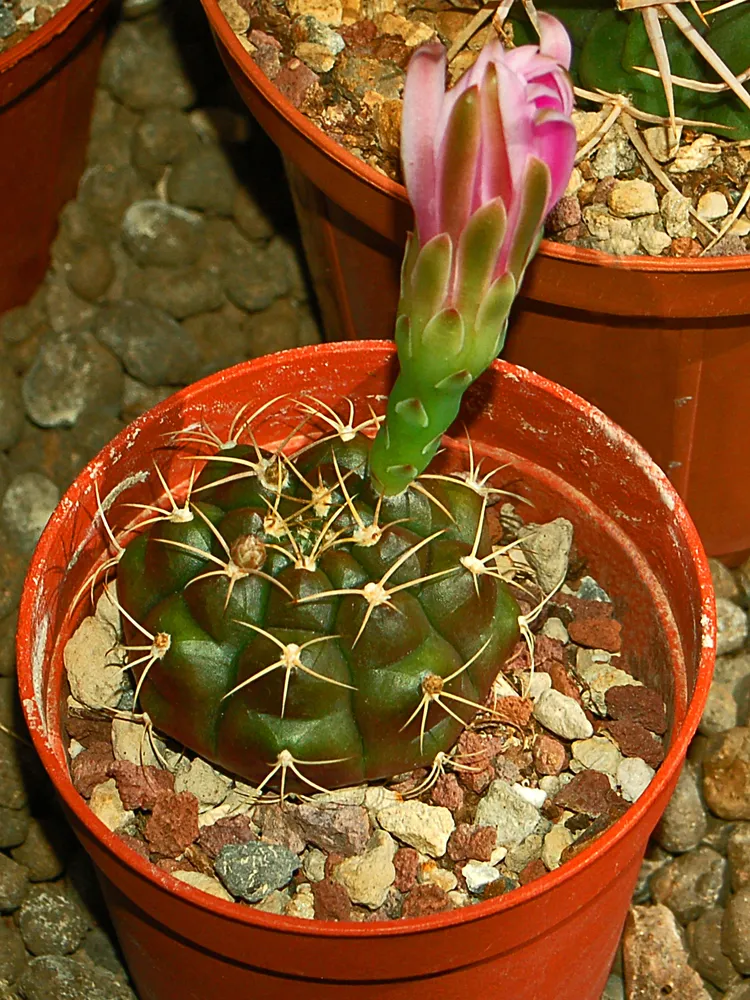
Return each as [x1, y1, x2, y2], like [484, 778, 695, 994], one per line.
[62, 406, 667, 922]
[219, 0, 750, 258]
[0, 0, 73, 51]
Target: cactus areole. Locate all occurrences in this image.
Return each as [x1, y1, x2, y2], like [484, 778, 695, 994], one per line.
[114, 17, 575, 793]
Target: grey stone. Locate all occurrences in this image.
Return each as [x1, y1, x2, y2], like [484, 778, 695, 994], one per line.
[22, 329, 124, 428]
[0, 367, 23, 451]
[123, 265, 224, 319]
[100, 19, 195, 111]
[167, 146, 238, 216]
[222, 240, 292, 313]
[653, 764, 708, 853]
[474, 780, 541, 847]
[331, 830, 397, 909]
[533, 689, 593, 740]
[728, 822, 750, 891]
[65, 244, 115, 302]
[18, 954, 136, 1000]
[0, 805, 31, 849]
[632, 849, 671, 904]
[725, 984, 750, 1000]
[0, 854, 28, 913]
[716, 598, 748, 656]
[131, 107, 200, 181]
[517, 518, 573, 592]
[601, 974, 625, 1000]
[11, 817, 69, 882]
[0, 6, 17, 38]
[710, 558, 740, 601]
[623, 903, 711, 999]
[649, 846, 727, 924]
[722, 886, 750, 973]
[576, 576, 611, 603]
[121, 200, 205, 268]
[703, 727, 750, 820]
[687, 907, 742, 991]
[96, 301, 200, 386]
[713, 653, 750, 728]
[0, 918, 26, 984]
[78, 165, 150, 229]
[700, 681, 739, 736]
[18, 885, 87, 956]
[215, 841, 299, 903]
[0, 473, 59, 555]
[233, 187, 274, 242]
[295, 802, 370, 857]
[0, 733, 29, 812]
[81, 926, 126, 977]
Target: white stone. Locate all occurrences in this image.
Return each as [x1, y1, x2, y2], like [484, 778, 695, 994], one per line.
[295, 42, 337, 73]
[541, 617, 569, 643]
[489, 845, 508, 866]
[564, 167, 584, 197]
[572, 110, 607, 147]
[609, 180, 659, 219]
[474, 781, 541, 847]
[730, 218, 750, 237]
[697, 191, 729, 221]
[64, 615, 127, 710]
[95, 581, 122, 636]
[526, 672, 552, 703]
[542, 823, 575, 870]
[314, 785, 367, 807]
[303, 848, 327, 882]
[571, 736, 623, 777]
[643, 125, 682, 163]
[593, 124, 637, 179]
[333, 830, 397, 909]
[583, 204, 615, 241]
[539, 773, 574, 797]
[218, 0, 250, 32]
[617, 757, 655, 803]
[174, 758, 233, 809]
[363, 786, 399, 812]
[574, 648, 642, 714]
[533, 689, 593, 740]
[197, 788, 257, 828]
[512, 784, 547, 809]
[89, 779, 134, 833]
[633, 218, 672, 257]
[376, 800, 454, 858]
[417, 861, 457, 893]
[462, 861, 501, 895]
[716, 598, 748, 656]
[670, 134, 719, 173]
[285, 883, 315, 920]
[254, 890, 290, 915]
[111, 717, 160, 768]
[173, 870, 234, 901]
[493, 674, 520, 699]
[660, 190, 694, 239]
[68, 739, 85, 759]
[518, 518, 573, 593]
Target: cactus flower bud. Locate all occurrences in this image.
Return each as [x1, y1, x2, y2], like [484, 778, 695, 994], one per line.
[370, 14, 576, 496]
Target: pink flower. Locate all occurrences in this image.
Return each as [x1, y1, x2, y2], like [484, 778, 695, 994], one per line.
[401, 13, 576, 284]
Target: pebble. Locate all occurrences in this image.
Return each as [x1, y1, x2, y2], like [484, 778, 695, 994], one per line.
[18, 884, 87, 956]
[462, 860, 500, 895]
[88, 779, 134, 834]
[703, 727, 750, 820]
[18, 954, 136, 1000]
[571, 736, 623, 776]
[173, 758, 232, 810]
[541, 823, 575, 870]
[533, 688, 593, 740]
[0, 918, 26, 984]
[295, 802, 370, 856]
[643, 125, 681, 163]
[716, 598, 748, 656]
[0, 853, 28, 913]
[654, 763, 708, 853]
[541, 617, 569, 643]
[601, 973, 625, 1000]
[417, 860, 457, 893]
[608, 179, 659, 219]
[728, 823, 750, 891]
[0, 805, 30, 850]
[131, 107, 200, 180]
[593, 124, 636, 179]
[222, 240, 292, 313]
[376, 800, 454, 858]
[474, 780, 541, 847]
[697, 192, 730, 222]
[650, 846, 727, 925]
[96, 300, 201, 386]
[661, 189, 695, 239]
[532, 734, 567, 776]
[124, 265, 224, 320]
[167, 146, 238, 216]
[100, 19, 195, 110]
[172, 870, 233, 901]
[110, 716, 159, 767]
[10, 817, 68, 881]
[332, 830, 397, 909]
[311, 878, 351, 921]
[401, 883, 451, 917]
[121, 200, 205, 268]
[575, 648, 641, 715]
[517, 518, 573, 592]
[0, 367, 23, 452]
[78, 164, 150, 230]
[669, 134, 720, 173]
[144, 791, 199, 857]
[65, 242, 115, 301]
[617, 757, 655, 803]
[688, 907, 742, 992]
[215, 841, 299, 903]
[722, 886, 750, 973]
[623, 903, 712, 999]
[0, 472, 59, 554]
[700, 682, 739, 736]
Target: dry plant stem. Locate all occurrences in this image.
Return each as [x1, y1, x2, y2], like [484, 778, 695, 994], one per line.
[633, 63, 750, 91]
[701, 177, 750, 252]
[642, 5, 677, 130]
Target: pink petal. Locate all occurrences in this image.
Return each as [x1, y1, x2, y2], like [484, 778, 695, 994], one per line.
[537, 12, 572, 69]
[401, 43, 448, 244]
[533, 109, 577, 210]
[477, 62, 513, 211]
[437, 86, 482, 250]
[495, 61, 535, 195]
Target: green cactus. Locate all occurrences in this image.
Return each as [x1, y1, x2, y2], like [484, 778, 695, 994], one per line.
[115, 406, 520, 793]
[509, 1, 750, 138]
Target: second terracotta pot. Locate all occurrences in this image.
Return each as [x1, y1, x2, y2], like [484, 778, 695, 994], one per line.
[199, 0, 750, 562]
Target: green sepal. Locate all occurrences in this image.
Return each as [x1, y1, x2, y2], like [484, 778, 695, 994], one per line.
[454, 198, 507, 326]
[394, 397, 430, 429]
[408, 234, 452, 340]
[434, 369, 473, 393]
[472, 273, 516, 363]
[439, 87, 481, 245]
[507, 157, 551, 285]
[418, 308, 465, 365]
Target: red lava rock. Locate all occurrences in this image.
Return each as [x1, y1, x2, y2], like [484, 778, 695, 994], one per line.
[430, 773, 464, 812]
[145, 791, 200, 858]
[156, 858, 195, 874]
[199, 815, 256, 860]
[546, 195, 582, 232]
[340, 19, 378, 48]
[481, 877, 515, 901]
[70, 745, 114, 799]
[275, 59, 319, 109]
[401, 883, 452, 918]
[503, 641, 531, 674]
[312, 878, 352, 921]
[607, 720, 665, 769]
[325, 852, 345, 879]
[492, 697, 533, 729]
[593, 177, 617, 204]
[542, 801, 565, 823]
[248, 30, 282, 79]
[494, 755, 523, 785]
[556, 595, 614, 621]
[533, 734, 568, 776]
[552, 770, 622, 818]
[535, 635, 565, 665]
[542, 660, 584, 707]
[468, 826, 497, 863]
[605, 685, 667, 735]
[117, 832, 150, 860]
[256, 803, 305, 854]
[389, 769, 427, 796]
[447, 824, 472, 862]
[519, 858, 548, 884]
[393, 847, 419, 892]
[568, 617, 622, 653]
[67, 713, 113, 747]
[669, 237, 703, 258]
[459, 764, 495, 795]
[108, 761, 174, 810]
[456, 730, 504, 763]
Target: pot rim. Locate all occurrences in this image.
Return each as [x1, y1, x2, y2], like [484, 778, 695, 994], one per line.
[0, 0, 99, 73]
[18, 342, 716, 939]
[199, 0, 750, 276]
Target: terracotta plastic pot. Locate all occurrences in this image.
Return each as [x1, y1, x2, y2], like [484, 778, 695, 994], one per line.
[0, 0, 110, 313]
[199, 0, 750, 562]
[19, 341, 714, 1000]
